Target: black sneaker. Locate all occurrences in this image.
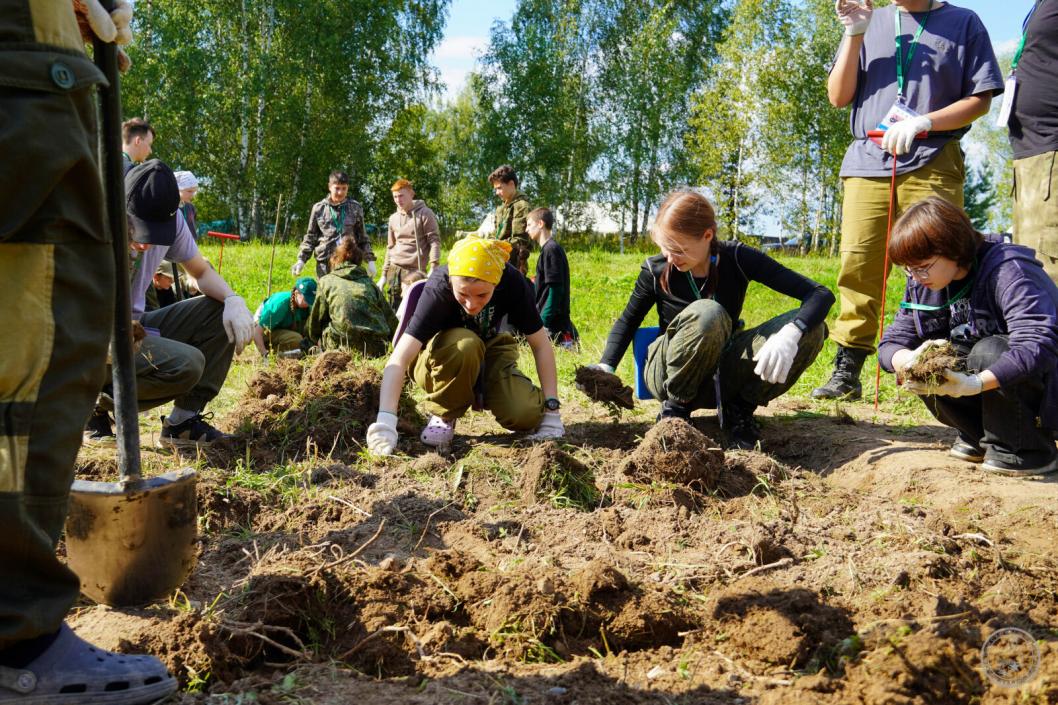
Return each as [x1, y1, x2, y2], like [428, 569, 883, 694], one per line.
[83, 407, 115, 444]
[811, 346, 869, 400]
[723, 403, 761, 450]
[657, 399, 692, 421]
[982, 453, 1058, 477]
[159, 412, 233, 450]
[949, 438, 984, 463]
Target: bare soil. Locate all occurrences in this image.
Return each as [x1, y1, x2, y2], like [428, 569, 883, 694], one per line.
[69, 361, 1058, 704]
[576, 366, 635, 410]
[903, 340, 966, 384]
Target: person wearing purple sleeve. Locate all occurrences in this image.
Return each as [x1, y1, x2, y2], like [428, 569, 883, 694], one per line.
[879, 197, 1058, 476]
[813, 0, 1004, 401]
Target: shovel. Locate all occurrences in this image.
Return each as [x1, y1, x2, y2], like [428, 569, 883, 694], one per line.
[64, 12, 198, 607]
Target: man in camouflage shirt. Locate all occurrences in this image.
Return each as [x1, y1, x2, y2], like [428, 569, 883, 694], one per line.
[489, 165, 531, 275]
[292, 170, 375, 279]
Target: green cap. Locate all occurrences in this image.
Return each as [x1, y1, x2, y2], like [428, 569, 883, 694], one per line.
[295, 277, 317, 306]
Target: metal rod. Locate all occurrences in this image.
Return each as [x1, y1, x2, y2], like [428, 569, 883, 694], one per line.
[94, 10, 141, 481]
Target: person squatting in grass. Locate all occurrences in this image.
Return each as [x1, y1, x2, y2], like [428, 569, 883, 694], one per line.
[252, 277, 317, 356]
[526, 207, 578, 350]
[813, 0, 1004, 401]
[0, 0, 180, 701]
[586, 190, 835, 450]
[366, 235, 564, 454]
[880, 197, 1058, 477]
[489, 165, 532, 276]
[87, 160, 257, 450]
[306, 236, 397, 357]
[292, 170, 376, 280]
[378, 178, 440, 311]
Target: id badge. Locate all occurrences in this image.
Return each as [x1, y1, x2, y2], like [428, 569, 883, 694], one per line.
[877, 99, 922, 132]
[995, 75, 1017, 127]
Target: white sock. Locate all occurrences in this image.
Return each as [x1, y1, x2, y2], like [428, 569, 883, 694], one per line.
[167, 407, 198, 425]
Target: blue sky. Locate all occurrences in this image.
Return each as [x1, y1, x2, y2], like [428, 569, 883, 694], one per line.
[432, 0, 1034, 97]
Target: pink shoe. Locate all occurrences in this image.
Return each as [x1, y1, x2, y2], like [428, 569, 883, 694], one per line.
[420, 415, 456, 447]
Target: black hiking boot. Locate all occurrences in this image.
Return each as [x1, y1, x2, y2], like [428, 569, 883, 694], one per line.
[657, 399, 692, 422]
[83, 407, 115, 444]
[811, 346, 869, 400]
[723, 402, 761, 450]
[159, 412, 234, 450]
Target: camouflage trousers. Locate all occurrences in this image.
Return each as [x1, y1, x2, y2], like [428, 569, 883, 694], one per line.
[645, 300, 826, 411]
[383, 264, 427, 312]
[1013, 150, 1058, 284]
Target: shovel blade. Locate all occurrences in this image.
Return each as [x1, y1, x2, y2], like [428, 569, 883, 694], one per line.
[65, 468, 198, 607]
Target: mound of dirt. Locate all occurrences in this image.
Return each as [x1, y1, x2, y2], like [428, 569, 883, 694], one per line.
[904, 340, 965, 384]
[619, 418, 725, 489]
[575, 366, 634, 410]
[226, 353, 420, 463]
[520, 442, 598, 510]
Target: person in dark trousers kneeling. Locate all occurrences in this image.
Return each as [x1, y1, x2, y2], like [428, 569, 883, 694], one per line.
[587, 190, 834, 449]
[879, 196, 1058, 476]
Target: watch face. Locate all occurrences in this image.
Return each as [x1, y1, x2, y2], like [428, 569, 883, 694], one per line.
[545, 398, 560, 410]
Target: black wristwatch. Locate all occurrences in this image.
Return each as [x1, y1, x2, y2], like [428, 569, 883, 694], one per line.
[544, 397, 561, 411]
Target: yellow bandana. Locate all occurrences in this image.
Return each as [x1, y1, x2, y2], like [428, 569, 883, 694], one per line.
[447, 235, 511, 285]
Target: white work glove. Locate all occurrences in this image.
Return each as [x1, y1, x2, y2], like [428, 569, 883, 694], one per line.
[367, 260, 377, 278]
[291, 260, 305, 277]
[526, 411, 564, 441]
[893, 338, 947, 376]
[753, 322, 802, 384]
[222, 295, 255, 354]
[366, 411, 399, 455]
[881, 115, 932, 156]
[376, 275, 386, 290]
[75, 0, 134, 44]
[904, 369, 983, 398]
[586, 362, 615, 374]
[835, 0, 873, 36]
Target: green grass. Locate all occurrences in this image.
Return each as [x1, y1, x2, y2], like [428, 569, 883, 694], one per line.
[197, 237, 928, 426]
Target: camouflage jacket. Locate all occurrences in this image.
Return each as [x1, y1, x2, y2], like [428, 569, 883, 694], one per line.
[305, 262, 396, 355]
[297, 196, 374, 269]
[493, 191, 531, 245]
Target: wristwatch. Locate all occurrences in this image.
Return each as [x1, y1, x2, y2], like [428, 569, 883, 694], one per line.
[544, 397, 561, 411]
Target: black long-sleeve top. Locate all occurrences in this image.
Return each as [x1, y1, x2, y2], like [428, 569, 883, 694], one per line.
[600, 241, 835, 369]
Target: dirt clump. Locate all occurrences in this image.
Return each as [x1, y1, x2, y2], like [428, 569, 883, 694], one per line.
[575, 366, 634, 410]
[408, 452, 449, 477]
[903, 340, 965, 384]
[619, 418, 725, 488]
[520, 441, 598, 510]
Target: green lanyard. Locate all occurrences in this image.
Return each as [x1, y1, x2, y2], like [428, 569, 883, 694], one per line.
[894, 0, 934, 98]
[899, 275, 973, 312]
[329, 203, 345, 233]
[1011, 1, 1043, 73]
[683, 253, 718, 301]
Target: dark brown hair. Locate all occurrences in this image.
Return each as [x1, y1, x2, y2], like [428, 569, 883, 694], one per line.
[652, 190, 720, 296]
[888, 196, 982, 269]
[528, 207, 554, 230]
[330, 236, 364, 269]
[122, 117, 154, 143]
[488, 164, 518, 187]
[329, 170, 350, 185]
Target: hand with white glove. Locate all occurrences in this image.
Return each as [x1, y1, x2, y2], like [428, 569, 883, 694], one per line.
[904, 369, 982, 398]
[366, 411, 399, 455]
[835, 0, 873, 36]
[586, 362, 615, 374]
[75, 0, 134, 44]
[291, 260, 305, 277]
[892, 338, 947, 376]
[526, 411, 564, 441]
[753, 322, 802, 384]
[881, 115, 932, 156]
[376, 275, 386, 290]
[367, 260, 377, 278]
[222, 295, 255, 354]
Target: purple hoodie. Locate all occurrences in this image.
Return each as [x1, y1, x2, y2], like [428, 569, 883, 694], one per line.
[879, 238, 1058, 429]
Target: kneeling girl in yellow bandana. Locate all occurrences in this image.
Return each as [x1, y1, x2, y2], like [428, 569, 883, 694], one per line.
[366, 235, 563, 453]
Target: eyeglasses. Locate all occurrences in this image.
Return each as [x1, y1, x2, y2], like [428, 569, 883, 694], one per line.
[903, 258, 939, 279]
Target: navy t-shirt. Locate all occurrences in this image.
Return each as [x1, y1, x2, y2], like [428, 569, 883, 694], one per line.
[404, 264, 544, 343]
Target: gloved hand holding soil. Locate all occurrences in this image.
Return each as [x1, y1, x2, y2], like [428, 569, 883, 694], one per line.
[575, 365, 634, 410]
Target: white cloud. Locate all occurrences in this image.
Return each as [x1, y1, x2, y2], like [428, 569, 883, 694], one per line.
[434, 35, 487, 62]
[993, 36, 1019, 57]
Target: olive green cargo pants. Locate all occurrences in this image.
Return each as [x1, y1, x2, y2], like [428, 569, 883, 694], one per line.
[1013, 150, 1058, 284]
[0, 43, 112, 645]
[831, 141, 965, 353]
[645, 300, 826, 410]
[412, 330, 544, 431]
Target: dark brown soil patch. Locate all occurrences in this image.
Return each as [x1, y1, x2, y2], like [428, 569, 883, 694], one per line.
[520, 442, 598, 510]
[903, 340, 965, 384]
[575, 366, 634, 410]
[619, 418, 725, 488]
